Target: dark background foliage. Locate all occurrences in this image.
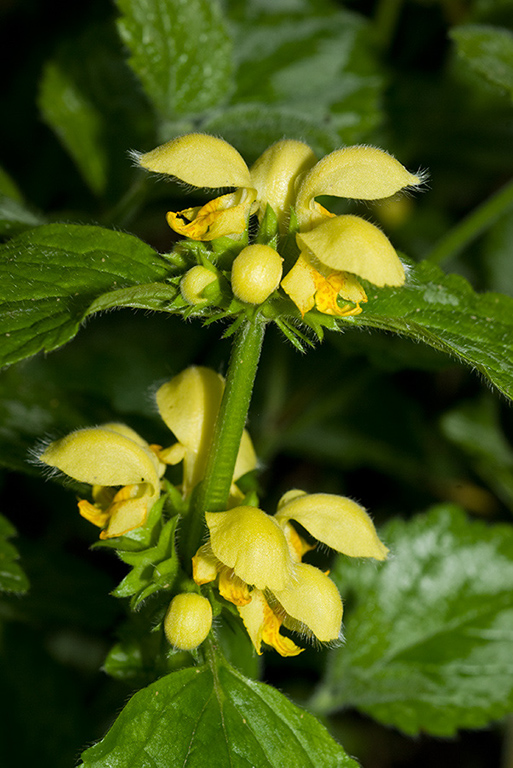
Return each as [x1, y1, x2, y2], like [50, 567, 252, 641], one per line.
[1, 0, 513, 765]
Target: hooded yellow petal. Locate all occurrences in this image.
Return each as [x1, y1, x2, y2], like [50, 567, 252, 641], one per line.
[39, 428, 160, 491]
[137, 133, 252, 189]
[275, 491, 389, 560]
[156, 367, 224, 491]
[206, 507, 294, 591]
[102, 422, 166, 478]
[273, 562, 343, 642]
[157, 367, 224, 449]
[295, 145, 422, 228]
[297, 215, 405, 287]
[249, 140, 317, 223]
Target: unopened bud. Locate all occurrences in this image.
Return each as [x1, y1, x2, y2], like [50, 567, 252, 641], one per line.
[180, 266, 217, 305]
[231, 244, 283, 304]
[164, 593, 213, 650]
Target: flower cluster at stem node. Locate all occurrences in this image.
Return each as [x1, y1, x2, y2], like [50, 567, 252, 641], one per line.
[193, 492, 388, 656]
[138, 133, 424, 319]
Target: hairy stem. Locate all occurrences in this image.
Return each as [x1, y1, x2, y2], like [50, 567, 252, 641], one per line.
[183, 316, 266, 562]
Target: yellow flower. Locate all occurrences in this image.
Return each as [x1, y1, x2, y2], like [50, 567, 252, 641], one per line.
[155, 366, 257, 497]
[39, 423, 165, 539]
[137, 134, 317, 240]
[282, 146, 422, 317]
[138, 134, 423, 318]
[193, 492, 387, 656]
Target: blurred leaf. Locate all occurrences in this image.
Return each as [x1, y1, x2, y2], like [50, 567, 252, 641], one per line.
[202, 104, 341, 161]
[483, 207, 513, 296]
[81, 659, 358, 767]
[0, 513, 29, 593]
[441, 396, 513, 511]
[38, 23, 154, 198]
[451, 24, 513, 99]
[313, 505, 513, 736]
[0, 224, 174, 368]
[224, 0, 383, 150]
[116, 0, 233, 119]
[0, 195, 45, 238]
[349, 258, 513, 400]
[0, 167, 23, 202]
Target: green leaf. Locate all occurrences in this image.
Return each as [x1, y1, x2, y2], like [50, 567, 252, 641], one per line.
[38, 23, 154, 198]
[441, 396, 513, 511]
[313, 505, 513, 736]
[0, 166, 45, 237]
[115, 0, 233, 118]
[347, 258, 513, 400]
[451, 24, 513, 99]
[0, 223, 173, 368]
[0, 514, 29, 593]
[224, 0, 383, 148]
[81, 659, 357, 767]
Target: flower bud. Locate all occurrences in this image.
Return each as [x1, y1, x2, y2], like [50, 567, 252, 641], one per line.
[180, 266, 217, 305]
[164, 593, 213, 651]
[231, 244, 283, 304]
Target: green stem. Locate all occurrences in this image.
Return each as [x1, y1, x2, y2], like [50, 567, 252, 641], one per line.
[183, 316, 266, 562]
[427, 177, 513, 265]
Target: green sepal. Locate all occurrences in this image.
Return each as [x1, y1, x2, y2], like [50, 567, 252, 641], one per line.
[112, 513, 181, 608]
[255, 204, 279, 246]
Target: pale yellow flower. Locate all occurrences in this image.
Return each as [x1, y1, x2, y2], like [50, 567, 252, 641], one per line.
[282, 146, 422, 317]
[137, 134, 317, 240]
[39, 423, 165, 539]
[138, 134, 422, 318]
[193, 491, 387, 656]
[155, 366, 257, 497]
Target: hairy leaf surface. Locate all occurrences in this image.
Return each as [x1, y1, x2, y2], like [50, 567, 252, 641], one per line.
[314, 505, 513, 736]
